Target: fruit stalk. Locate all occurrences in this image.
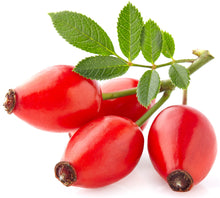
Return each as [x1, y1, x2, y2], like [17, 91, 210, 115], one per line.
[135, 90, 172, 127]
[102, 88, 137, 100]
[182, 89, 188, 105]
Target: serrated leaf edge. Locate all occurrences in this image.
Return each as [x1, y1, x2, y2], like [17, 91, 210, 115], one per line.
[162, 31, 175, 58]
[75, 55, 128, 68]
[137, 70, 161, 107]
[141, 19, 163, 64]
[117, 2, 144, 61]
[74, 55, 129, 80]
[169, 64, 190, 89]
[49, 11, 115, 56]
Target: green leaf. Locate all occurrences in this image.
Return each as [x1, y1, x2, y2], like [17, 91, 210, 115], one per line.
[137, 70, 160, 107]
[169, 63, 190, 89]
[74, 56, 129, 80]
[117, 2, 144, 61]
[141, 19, 163, 64]
[49, 11, 115, 56]
[162, 31, 175, 58]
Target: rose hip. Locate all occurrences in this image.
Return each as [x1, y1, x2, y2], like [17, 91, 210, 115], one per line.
[68, 78, 154, 137]
[100, 78, 154, 125]
[148, 105, 217, 192]
[4, 65, 102, 132]
[55, 115, 144, 188]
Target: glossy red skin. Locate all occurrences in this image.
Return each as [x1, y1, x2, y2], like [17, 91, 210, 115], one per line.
[100, 78, 154, 127]
[62, 115, 144, 188]
[68, 78, 154, 137]
[148, 105, 217, 186]
[13, 65, 102, 132]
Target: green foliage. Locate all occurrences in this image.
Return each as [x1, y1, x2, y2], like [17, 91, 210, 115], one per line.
[162, 31, 175, 58]
[137, 70, 160, 107]
[169, 64, 190, 89]
[74, 56, 128, 80]
[49, 3, 197, 109]
[141, 20, 163, 64]
[117, 2, 144, 61]
[49, 11, 115, 56]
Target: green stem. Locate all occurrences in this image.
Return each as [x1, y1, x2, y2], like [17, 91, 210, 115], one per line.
[102, 79, 175, 100]
[102, 88, 136, 100]
[154, 50, 214, 92]
[136, 90, 172, 127]
[159, 50, 214, 92]
[157, 59, 195, 68]
[131, 59, 195, 69]
[136, 50, 214, 126]
[188, 50, 214, 74]
[102, 50, 214, 101]
[130, 63, 152, 68]
[160, 79, 175, 92]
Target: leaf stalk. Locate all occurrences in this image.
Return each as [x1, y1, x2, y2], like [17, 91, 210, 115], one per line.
[102, 50, 214, 106]
[131, 58, 195, 69]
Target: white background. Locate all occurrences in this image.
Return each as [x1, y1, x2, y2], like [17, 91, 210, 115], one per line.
[0, 0, 220, 197]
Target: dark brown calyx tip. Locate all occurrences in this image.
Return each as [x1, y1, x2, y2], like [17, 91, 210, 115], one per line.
[167, 170, 193, 192]
[3, 89, 16, 114]
[55, 161, 77, 187]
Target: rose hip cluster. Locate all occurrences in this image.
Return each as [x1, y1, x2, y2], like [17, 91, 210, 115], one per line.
[4, 65, 217, 192]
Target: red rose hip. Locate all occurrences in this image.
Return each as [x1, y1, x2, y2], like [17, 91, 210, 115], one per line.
[100, 78, 154, 125]
[148, 105, 217, 192]
[4, 65, 102, 132]
[68, 78, 154, 138]
[55, 115, 144, 188]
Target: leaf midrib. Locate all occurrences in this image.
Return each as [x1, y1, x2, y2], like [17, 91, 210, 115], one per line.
[64, 15, 115, 55]
[172, 64, 189, 88]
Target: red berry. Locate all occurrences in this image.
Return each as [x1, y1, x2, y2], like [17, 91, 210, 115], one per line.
[68, 78, 154, 137]
[148, 105, 217, 192]
[55, 115, 144, 188]
[100, 78, 154, 126]
[4, 65, 102, 132]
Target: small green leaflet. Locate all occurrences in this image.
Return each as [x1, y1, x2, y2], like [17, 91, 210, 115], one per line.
[117, 2, 144, 61]
[162, 31, 175, 58]
[49, 11, 115, 56]
[74, 56, 129, 80]
[141, 19, 163, 64]
[137, 70, 160, 107]
[169, 63, 190, 89]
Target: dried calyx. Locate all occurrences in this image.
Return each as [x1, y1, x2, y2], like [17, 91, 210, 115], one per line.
[3, 89, 16, 114]
[167, 170, 193, 192]
[55, 161, 77, 187]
